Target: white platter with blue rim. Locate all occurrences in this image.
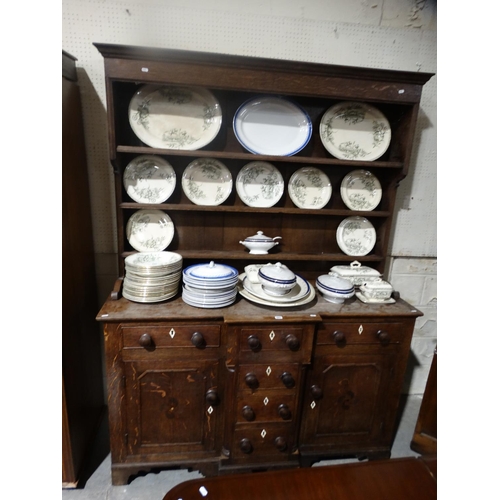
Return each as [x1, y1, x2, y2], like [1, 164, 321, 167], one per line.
[233, 96, 312, 156]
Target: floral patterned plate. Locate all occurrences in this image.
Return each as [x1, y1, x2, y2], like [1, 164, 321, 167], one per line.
[336, 216, 376, 256]
[123, 155, 176, 203]
[236, 161, 284, 207]
[182, 159, 232, 206]
[288, 167, 332, 209]
[320, 102, 391, 161]
[126, 209, 175, 252]
[233, 96, 312, 156]
[128, 84, 222, 150]
[340, 169, 382, 211]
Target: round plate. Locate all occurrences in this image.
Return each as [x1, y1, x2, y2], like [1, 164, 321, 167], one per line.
[126, 209, 175, 252]
[238, 281, 316, 308]
[124, 251, 182, 269]
[288, 167, 332, 209]
[123, 155, 176, 203]
[233, 96, 312, 156]
[182, 159, 232, 205]
[340, 169, 382, 211]
[236, 161, 284, 207]
[128, 84, 222, 150]
[320, 102, 391, 161]
[336, 216, 376, 256]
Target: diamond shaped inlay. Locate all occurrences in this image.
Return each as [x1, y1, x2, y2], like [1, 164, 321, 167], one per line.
[269, 331, 275, 341]
[266, 366, 272, 376]
[261, 429, 267, 438]
[310, 401, 316, 409]
[358, 325, 363, 335]
[169, 328, 176, 338]
[207, 406, 213, 414]
[263, 397, 269, 406]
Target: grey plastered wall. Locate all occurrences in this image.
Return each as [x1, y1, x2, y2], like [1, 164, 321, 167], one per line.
[62, 0, 437, 395]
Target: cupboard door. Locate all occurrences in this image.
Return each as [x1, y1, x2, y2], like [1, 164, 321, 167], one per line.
[123, 359, 221, 456]
[300, 346, 400, 451]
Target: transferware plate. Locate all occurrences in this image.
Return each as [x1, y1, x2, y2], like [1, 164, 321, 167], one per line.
[128, 84, 222, 150]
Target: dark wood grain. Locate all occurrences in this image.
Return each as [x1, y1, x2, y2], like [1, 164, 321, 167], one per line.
[62, 51, 106, 487]
[162, 456, 436, 500]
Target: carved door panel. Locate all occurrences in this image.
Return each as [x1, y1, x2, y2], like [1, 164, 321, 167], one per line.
[124, 359, 221, 456]
[300, 347, 400, 449]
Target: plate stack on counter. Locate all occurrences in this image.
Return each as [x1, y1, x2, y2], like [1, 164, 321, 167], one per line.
[182, 261, 239, 308]
[123, 251, 183, 303]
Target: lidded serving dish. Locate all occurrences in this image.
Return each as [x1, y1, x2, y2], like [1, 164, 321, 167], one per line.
[239, 231, 282, 254]
[258, 262, 297, 296]
[316, 273, 355, 304]
[329, 260, 381, 286]
[359, 278, 393, 301]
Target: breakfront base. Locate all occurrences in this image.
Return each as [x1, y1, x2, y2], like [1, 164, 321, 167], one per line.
[111, 459, 222, 486]
[299, 449, 391, 468]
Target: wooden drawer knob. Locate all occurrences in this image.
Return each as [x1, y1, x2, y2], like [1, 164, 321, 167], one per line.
[286, 334, 300, 351]
[274, 436, 288, 452]
[311, 385, 323, 400]
[333, 330, 346, 346]
[239, 438, 253, 454]
[191, 331, 206, 348]
[280, 372, 295, 388]
[247, 335, 261, 351]
[377, 330, 390, 345]
[205, 389, 220, 406]
[139, 333, 153, 348]
[245, 373, 259, 389]
[278, 404, 292, 420]
[242, 405, 256, 421]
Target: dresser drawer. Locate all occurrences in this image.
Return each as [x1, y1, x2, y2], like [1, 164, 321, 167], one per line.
[231, 424, 295, 460]
[240, 327, 306, 353]
[121, 324, 221, 349]
[316, 322, 409, 347]
[237, 364, 300, 391]
[236, 391, 296, 424]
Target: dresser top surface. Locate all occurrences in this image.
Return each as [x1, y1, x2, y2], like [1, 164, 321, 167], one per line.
[97, 288, 422, 324]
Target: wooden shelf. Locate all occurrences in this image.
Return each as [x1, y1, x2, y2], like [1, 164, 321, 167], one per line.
[120, 202, 391, 217]
[116, 145, 405, 169]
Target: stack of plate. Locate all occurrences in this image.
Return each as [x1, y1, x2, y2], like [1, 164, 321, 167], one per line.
[182, 261, 239, 308]
[123, 251, 183, 303]
[238, 265, 316, 308]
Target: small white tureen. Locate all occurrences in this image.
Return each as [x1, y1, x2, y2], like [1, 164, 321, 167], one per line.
[328, 260, 381, 286]
[258, 262, 296, 296]
[359, 278, 393, 301]
[240, 231, 282, 254]
[316, 273, 355, 304]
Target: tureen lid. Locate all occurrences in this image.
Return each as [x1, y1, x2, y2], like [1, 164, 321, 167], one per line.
[329, 260, 380, 278]
[317, 273, 354, 292]
[258, 262, 296, 283]
[243, 231, 280, 242]
[184, 261, 238, 280]
[361, 277, 393, 291]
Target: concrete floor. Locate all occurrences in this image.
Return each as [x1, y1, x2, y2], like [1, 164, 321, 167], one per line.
[63, 395, 423, 500]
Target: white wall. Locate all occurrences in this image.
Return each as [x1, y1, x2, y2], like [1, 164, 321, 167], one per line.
[62, 0, 437, 394]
